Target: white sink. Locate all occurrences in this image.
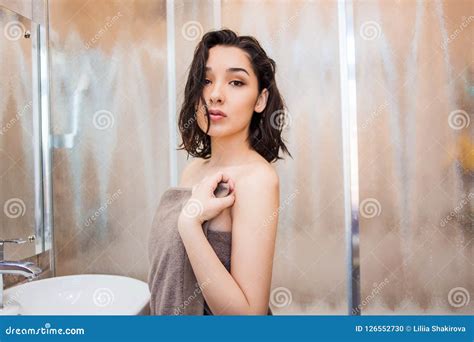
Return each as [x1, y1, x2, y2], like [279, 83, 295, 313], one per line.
[1, 274, 150, 315]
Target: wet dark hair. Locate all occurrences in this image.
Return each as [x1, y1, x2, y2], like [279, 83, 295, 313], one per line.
[177, 29, 292, 163]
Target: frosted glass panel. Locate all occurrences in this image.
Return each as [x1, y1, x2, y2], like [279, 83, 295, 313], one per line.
[354, 0, 473, 314]
[0, 6, 37, 260]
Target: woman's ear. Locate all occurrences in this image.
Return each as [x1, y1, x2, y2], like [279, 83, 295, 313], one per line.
[254, 88, 269, 113]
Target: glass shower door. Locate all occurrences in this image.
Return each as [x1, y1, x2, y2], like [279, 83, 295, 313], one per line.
[0, 6, 41, 260]
[353, 0, 473, 314]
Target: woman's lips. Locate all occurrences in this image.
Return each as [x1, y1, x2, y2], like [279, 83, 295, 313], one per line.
[210, 114, 225, 121]
[209, 109, 227, 121]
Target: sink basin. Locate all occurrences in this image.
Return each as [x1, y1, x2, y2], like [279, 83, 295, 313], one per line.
[1, 274, 150, 315]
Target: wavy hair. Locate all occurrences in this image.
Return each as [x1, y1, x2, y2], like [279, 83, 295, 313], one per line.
[177, 29, 292, 163]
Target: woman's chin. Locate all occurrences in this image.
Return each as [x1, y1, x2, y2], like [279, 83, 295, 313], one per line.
[206, 127, 232, 137]
[207, 132, 228, 138]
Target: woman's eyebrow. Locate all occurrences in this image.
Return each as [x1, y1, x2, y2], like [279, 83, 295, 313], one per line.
[227, 67, 249, 76]
[205, 66, 249, 76]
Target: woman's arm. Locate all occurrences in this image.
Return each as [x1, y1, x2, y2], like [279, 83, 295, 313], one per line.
[178, 166, 280, 315]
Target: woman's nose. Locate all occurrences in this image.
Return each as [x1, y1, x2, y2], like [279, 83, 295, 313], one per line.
[209, 84, 224, 104]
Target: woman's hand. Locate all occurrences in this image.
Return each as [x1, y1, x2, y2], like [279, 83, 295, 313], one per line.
[178, 171, 235, 227]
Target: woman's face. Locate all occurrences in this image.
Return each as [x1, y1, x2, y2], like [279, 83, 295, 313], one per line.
[196, 45, 268, 137]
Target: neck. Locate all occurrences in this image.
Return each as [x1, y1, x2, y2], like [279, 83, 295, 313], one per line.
[207, 128, 254, 167]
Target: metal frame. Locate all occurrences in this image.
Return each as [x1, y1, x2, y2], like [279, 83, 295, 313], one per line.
[31, 19, 43, 255]
[0, 0, 53, 274]
[37, 0, 54, 276]
[166, 0, 178, 187]
[213, 0, 221, 29]
[338, 0, 361, 315]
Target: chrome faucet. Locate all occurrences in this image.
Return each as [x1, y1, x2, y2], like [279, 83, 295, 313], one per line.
[0, 238, 42, 310]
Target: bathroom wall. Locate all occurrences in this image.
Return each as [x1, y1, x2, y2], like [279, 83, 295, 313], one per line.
[45, 0, 472, 315]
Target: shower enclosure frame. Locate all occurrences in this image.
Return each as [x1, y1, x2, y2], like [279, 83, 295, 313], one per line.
[0, 0, 55, 275]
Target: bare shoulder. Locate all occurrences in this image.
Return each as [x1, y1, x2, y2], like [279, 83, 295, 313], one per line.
[236, 160, 280, 191]
[230, 159, 280, 229]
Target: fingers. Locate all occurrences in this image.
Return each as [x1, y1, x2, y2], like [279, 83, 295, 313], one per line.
[208, 171, 233, 195]
[224, 192, 235, 206]
[228, 178, 235, 193]
[215, 191, 235, 209]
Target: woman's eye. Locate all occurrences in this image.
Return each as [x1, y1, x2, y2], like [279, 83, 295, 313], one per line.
[204, 79, 211, 85]
[230, 80, 244, 87]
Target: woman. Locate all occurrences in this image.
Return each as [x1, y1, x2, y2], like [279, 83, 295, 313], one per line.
[148, 29, 291, 315]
